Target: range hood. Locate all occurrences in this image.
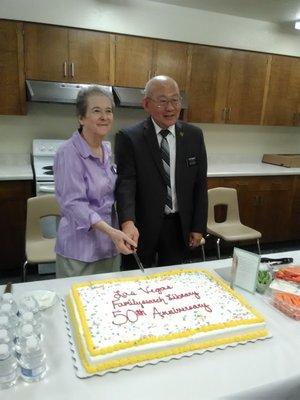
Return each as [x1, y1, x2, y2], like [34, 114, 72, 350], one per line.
[26, 80, 112, 104]
[113, 86, 188, 109]
[26, 80, 188, 109]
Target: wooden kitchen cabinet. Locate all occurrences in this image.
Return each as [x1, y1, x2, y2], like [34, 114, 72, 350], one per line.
[152, 40, 190, 90]
[290, 176, 300, 239]
[187, 45, 231, 123]
[114, 35, 190, 90]
[208, 176, 294, 243]
[0, 180, 33, 276]
[262, 55, 300, 126]
[24, 23, 112, 84]
[114, 35, 154, 88]
[0, 20, 26, 115]
[226, 50, 269, 124]
[188, 45, 268, 124]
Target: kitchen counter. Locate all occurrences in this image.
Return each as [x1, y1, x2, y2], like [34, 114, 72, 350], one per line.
[0, 153, 299, 181]
[0, 154, 33, 180]
[208, 154, 300, 177]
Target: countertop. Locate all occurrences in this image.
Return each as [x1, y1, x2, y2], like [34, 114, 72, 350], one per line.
[207, 154, 300, 177]
[0, 154, 33, 181]
[1, 153, 300, 181]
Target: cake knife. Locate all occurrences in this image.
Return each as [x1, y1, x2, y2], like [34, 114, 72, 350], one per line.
[133, 252, 145, 273]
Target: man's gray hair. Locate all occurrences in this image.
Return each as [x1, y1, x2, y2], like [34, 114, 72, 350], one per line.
[143, 75, 179, 98]
[76, 85, 115, 118]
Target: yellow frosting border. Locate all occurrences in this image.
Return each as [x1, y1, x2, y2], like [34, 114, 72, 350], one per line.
[71, 269, 266, 359]
[67, 295, 268, 374]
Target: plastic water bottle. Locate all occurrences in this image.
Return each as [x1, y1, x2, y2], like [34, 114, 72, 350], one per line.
[19, 312, 42, 339]
[0, 304, 19, 331]
[0, 316, 13, 334]
[0, 344, 18, 389]
[0, 330, 14, 352]
[1, 293, 19, 316]
[19, 336, 46, 382]
[19, 297, 41, 323]
[15, 324, 35, 359]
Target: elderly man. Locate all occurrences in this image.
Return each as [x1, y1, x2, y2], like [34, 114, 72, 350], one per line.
[115, 75, 207, 269]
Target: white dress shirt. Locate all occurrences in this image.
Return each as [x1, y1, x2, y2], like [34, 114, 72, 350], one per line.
[151, 118, 178, 213]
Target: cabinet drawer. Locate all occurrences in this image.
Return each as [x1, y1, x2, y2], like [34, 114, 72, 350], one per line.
[208, 176, 294, 191]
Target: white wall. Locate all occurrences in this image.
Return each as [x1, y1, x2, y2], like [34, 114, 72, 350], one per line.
[0, 102, 299, 157]
[0, 0, 300, 157]
[1, 0, 300, 56]
[0, 103, 146, 154]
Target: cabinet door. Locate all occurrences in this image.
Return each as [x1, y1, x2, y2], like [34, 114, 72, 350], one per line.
[0, 20, 26, 115]
[290, 176, 300, 240]
[208, 176, 294, 243]
[153, 40, 189, 90]
[237, 177, 293, 243]
[114, 35, 153, 88]
[226, 51, 269, 125]
[24, 23, 69, 81]
[187, 45, 231, 123]
[262, 55, 300, 126]
[0, 181, 33, 275]
[68, 29, 112, 84]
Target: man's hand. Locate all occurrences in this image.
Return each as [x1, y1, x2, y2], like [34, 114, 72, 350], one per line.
[122, 220, 140, 250]
[188, 232, 203, 248]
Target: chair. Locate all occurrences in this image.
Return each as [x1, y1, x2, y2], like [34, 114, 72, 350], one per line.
[200, 237, 206, 261]
[207, 187, 261, 259]
[22, 195, 60, 282]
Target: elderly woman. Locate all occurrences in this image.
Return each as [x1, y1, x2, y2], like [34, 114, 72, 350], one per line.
[54, 86, 136, 278]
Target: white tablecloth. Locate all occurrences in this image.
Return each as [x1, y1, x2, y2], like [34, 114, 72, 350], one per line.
[2, 251, 300, 400]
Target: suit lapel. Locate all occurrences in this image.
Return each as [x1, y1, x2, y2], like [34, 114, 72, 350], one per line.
[143, 118, 166, 183]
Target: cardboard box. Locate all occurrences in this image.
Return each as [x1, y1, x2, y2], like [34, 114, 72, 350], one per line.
[262, 154, 300, 168]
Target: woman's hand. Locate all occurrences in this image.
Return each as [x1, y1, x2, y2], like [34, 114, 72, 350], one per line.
[92, 220, 137, 255]
[108, 228, 137, 255]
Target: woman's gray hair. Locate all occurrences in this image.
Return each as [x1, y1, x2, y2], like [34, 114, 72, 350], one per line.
[76, 85, 115, 118]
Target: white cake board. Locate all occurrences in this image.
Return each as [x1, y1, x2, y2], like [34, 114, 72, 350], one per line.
[61, 298, 272, 379]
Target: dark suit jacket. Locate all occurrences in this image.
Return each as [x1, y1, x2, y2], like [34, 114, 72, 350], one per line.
[115, 117, 208, 258]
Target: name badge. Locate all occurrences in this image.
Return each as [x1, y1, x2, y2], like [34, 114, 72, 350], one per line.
[186, 156, 198, 167]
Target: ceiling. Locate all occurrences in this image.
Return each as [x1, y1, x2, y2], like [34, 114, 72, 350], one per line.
[151, 0, 300, 23]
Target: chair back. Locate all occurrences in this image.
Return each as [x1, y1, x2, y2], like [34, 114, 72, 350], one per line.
[208, 187, 241, 225]
[26, 195, 60, 242]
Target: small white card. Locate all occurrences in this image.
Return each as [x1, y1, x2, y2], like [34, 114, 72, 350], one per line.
[231, 247, 261, 293]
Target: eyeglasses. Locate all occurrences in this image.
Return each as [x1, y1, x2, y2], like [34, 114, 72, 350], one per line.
[148, 97, 182, 108]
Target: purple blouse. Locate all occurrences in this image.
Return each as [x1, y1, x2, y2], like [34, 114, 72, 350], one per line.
[54, 131, 118, 262]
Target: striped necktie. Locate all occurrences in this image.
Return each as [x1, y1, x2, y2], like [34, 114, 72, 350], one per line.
[160, 129, 173, 212]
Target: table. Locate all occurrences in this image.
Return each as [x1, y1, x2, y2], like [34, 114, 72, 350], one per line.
[2, 251, 300, 400]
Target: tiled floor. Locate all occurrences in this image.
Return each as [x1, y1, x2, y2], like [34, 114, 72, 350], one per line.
[1, 240, 299, 285]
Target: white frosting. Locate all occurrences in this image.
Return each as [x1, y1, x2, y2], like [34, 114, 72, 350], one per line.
[68, 270, 267, 371]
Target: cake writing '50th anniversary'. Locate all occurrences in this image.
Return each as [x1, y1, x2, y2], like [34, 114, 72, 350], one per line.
[66, 269, 269, 374]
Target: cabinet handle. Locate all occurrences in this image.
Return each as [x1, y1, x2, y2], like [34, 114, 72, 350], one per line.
[148, 70, 151, 80]
[227, 107, 232, 122]
[63, 61, 67, 77]
[70, 62, 75, 78]
[222, 108, 227, 121]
